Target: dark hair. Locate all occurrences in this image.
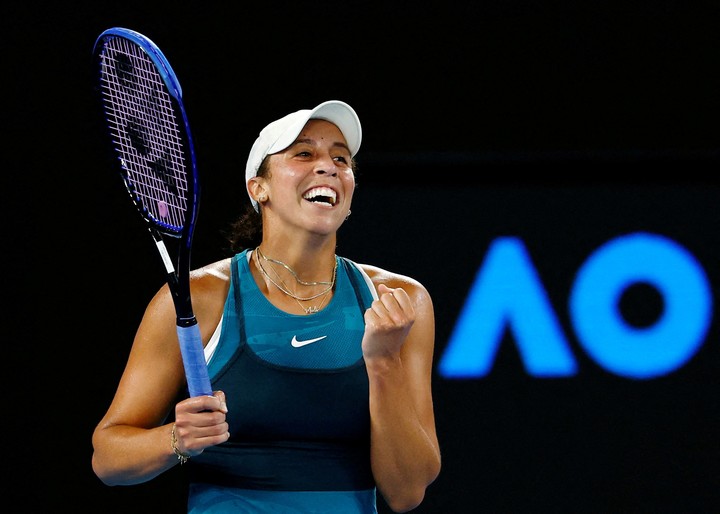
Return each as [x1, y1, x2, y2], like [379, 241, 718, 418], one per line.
[224, 154, 359, 254]
[223, 158, 269, 253]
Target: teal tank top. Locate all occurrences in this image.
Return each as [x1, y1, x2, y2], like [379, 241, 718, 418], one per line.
[186, 250, 378, 513]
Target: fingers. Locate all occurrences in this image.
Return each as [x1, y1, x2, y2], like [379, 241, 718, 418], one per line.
[178, 392, 227, 414]
[173, 390, 230, 456]
[374, 284, 414, 320]
[174, 390, 228, 429]
[213, 390, 229, 413]
[363, 284, 415, 359]
[171, 419, 230, 457]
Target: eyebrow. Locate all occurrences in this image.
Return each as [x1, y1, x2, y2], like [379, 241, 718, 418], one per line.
[293, 137, 350, 152]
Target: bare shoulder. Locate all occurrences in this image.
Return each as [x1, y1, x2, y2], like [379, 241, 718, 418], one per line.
[190, 258, 232, 286]
[187, 258, 232, 335]
[356, 263, 432, 307]
[356, 262, 424, 288]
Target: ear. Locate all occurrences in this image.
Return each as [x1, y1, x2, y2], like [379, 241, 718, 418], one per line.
[248, 177, 269, 204]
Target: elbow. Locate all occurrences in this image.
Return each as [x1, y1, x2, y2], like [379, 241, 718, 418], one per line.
[92, 451, 129, 487]
[384, 486, 427, 513]
[383, 462, 442, 513]
[387, 497, 423, 513]
[91, 454, 112, 485]
[91, 427, 113, 486]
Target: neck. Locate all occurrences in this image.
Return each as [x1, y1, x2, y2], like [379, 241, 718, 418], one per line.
[253, 246, 338, 312]
[255, 238, 337, 281]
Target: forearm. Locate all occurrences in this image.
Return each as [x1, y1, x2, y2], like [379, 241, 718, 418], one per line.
[91, 423, 179, 486]
[367, 356, 441, 512]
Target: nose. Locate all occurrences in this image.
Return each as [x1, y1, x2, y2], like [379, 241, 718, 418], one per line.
[314, 157, 338, 176]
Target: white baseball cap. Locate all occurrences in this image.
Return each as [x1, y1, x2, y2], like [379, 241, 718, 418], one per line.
[244, 100, 362, 211]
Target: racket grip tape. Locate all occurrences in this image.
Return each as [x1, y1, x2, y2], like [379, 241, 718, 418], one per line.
[176, 323, 213, 397]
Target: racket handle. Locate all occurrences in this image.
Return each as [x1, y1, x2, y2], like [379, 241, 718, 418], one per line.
[176, 323, 213, 397]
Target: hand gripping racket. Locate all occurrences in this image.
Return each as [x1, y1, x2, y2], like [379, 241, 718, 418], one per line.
[93, 27, 212, 397]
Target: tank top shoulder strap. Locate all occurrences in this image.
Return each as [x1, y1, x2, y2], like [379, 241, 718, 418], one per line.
[339, 257, 376, 311]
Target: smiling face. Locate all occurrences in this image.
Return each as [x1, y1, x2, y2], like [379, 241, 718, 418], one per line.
[249, 119, 356, 236]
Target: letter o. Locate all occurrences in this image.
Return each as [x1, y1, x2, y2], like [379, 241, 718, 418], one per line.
[569, 232, 712, 379]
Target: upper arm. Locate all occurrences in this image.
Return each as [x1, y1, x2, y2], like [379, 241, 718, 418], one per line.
[95, 283, 187, 432]
[94, 260, 231, 432]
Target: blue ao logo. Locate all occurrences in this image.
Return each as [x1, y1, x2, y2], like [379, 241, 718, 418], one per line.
[438, 232, 712, 379]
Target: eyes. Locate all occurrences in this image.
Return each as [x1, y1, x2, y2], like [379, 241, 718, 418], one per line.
[292, 146, 351, 166]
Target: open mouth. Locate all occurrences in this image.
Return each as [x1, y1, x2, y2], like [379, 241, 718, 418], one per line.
[303, 186, 337, 206]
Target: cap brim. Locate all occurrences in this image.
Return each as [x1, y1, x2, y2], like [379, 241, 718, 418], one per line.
[266, 100, 361, 156]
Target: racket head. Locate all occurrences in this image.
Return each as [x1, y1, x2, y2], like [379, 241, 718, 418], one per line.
[93, 27, 200, 240]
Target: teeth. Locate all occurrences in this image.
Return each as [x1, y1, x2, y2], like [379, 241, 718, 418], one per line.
[303, 187, 337, 205]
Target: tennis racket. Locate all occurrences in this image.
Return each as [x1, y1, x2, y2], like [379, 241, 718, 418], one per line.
[93, 27, 212, 398]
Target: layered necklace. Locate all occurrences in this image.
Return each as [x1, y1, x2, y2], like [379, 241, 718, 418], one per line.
[254, 247, 337, 314]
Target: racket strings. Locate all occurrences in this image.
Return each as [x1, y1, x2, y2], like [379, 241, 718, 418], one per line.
[99, 37, 188, 233]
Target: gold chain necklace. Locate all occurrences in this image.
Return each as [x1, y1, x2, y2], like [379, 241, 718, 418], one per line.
[256, 247, 334, 286]
[296, 287, 332, 314]
[254, 249, 336, 313]
[254, 249, 336, 300]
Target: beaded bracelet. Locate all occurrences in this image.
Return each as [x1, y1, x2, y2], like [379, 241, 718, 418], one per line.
[171, 424, 191, 465]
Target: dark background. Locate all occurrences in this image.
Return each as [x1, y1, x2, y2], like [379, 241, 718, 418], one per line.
[8, 1, 720, 512]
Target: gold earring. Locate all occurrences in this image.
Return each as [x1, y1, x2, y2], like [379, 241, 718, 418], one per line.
[258, 194, 267, 202]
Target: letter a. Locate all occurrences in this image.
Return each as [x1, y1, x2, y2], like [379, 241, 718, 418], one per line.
[438, 237, 577, 378]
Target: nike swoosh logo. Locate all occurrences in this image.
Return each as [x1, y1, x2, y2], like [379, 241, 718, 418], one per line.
[291, 335, 328, 348]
